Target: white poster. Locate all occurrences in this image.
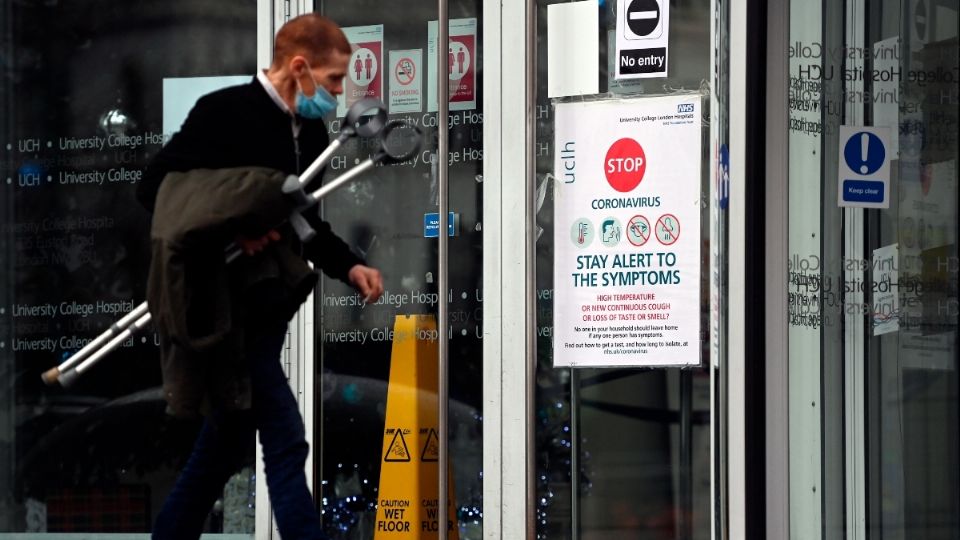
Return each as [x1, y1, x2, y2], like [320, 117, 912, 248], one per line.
[871, 243, 900, 336]
[338, 25, 384, 117]
[547, 2, 599, 98]
[553, 96, 702, 367]
[615, 0, 670, 79]
[427, 18, 477, 112]
[389, 49, 423, 114]
[899, 159, 958, 370]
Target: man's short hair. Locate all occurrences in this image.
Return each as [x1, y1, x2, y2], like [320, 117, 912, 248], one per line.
[272, 14, 351, 67]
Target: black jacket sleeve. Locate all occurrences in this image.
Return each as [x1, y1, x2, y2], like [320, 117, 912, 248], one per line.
[300, 210, 365, 283]
[139, 83, 366, 285]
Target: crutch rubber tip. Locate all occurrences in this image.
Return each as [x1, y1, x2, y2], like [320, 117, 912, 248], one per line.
[58, 369, 80, 388]
[41, 367, 61, 386]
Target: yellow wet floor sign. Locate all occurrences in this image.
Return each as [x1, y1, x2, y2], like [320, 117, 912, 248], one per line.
[375, 314, 459, 539]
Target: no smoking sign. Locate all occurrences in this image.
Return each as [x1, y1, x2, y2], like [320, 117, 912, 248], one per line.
[395, 57, 416, 85]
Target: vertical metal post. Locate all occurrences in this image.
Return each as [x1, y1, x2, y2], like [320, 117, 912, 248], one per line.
[679, 370, 694, 540]
[437, 0, 450, 539]
[763, 0, 790, 534]
[727, 0, 749, 534]
[570, 370, 581, 539]
[525, 0, 538, 538]
[257, 3, 279, 538]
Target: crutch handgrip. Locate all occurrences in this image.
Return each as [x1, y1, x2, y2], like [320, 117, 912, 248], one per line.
[281, 174, 317, 242]
[288, 213, 316, 243]
[41, 366, 62, 385]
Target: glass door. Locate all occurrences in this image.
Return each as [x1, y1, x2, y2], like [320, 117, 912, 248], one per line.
[311, 1, 484, 538]
[1, 0, 261, 536]
[532, 1, 715, 538]
[784, 0, 960, 537]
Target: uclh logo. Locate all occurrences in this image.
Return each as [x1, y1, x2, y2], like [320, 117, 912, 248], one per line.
[677, 103, 695, 113]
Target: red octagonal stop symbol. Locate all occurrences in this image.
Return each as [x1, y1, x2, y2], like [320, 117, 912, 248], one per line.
[604, 138, 647, 192]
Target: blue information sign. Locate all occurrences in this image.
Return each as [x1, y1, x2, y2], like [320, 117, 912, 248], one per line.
[424, 212, 457, 238]
[837, 126, 891, 209]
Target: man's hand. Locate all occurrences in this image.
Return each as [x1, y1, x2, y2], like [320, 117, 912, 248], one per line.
[348, 264, 384, 303]
[236, 230, 281, 256]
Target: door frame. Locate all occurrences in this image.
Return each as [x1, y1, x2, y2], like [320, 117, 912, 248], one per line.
[480, 0, 537, 538]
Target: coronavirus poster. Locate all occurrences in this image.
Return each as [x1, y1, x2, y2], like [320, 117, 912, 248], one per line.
[553, 96, 702, 367]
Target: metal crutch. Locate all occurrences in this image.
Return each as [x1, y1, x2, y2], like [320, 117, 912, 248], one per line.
[42, 99, 398, 387]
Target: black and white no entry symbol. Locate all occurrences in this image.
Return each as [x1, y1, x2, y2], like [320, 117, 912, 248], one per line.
[626, 0, 662, 39]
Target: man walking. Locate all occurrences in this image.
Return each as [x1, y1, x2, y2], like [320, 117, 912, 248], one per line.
[139, 14, 382, 540]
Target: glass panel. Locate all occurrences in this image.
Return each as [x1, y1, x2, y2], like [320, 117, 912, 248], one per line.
[0, 1, 258, 536]
[787, 0, 959, 537]
[534, 1, 714, 538]
[709, 0, 731, 537]
[313, 2, 483, 538]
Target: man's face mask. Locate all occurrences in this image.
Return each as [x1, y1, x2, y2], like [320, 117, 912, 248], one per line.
[295, 63, 337, 119]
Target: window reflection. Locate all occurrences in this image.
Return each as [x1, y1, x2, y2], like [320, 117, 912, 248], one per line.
[1, 0, 257, 533]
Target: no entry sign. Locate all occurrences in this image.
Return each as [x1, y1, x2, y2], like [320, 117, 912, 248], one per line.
[616, 0, 669, 79]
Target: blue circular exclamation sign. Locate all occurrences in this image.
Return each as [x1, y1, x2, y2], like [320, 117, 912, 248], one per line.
[843, 131, 885, 176]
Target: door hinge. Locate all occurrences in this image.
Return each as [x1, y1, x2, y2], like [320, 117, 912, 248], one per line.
[284, 0, 291, 20]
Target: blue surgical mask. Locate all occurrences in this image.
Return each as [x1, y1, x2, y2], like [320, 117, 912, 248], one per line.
[295, 69, 337, 119]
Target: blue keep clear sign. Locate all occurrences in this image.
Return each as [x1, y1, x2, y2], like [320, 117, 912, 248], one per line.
[837, 125, 891, 209]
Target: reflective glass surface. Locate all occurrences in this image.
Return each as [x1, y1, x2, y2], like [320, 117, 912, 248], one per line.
[787, 0, 959, 537]
[0, 1, 258, 534]
[313, 2, 484, 538]
[534, 1, 714, 538]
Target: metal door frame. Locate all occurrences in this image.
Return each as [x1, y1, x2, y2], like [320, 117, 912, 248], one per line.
[481, 0, 536, 538]
[262, 0, 541, 539]
[256, 3, 319, 538]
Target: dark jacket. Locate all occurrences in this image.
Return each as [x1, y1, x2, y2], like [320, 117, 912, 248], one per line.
[140, 78, 363, 416]
[148, 167, 317, 417]
[139, 77, 363, 281]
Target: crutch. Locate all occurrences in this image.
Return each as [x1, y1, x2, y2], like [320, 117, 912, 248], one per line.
[43, 105, 421, 387]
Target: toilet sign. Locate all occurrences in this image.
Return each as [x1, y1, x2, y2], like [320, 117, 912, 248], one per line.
[615, 0, 670, 79]
[338, 25, 384, 117]
[427, 18, 478, 112]
[837, 125, 891, 208]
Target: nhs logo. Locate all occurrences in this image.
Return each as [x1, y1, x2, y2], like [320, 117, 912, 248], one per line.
[677, 103, 695, 113]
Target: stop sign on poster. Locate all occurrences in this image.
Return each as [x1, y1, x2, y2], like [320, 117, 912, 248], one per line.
[604, 138, 647, 192]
